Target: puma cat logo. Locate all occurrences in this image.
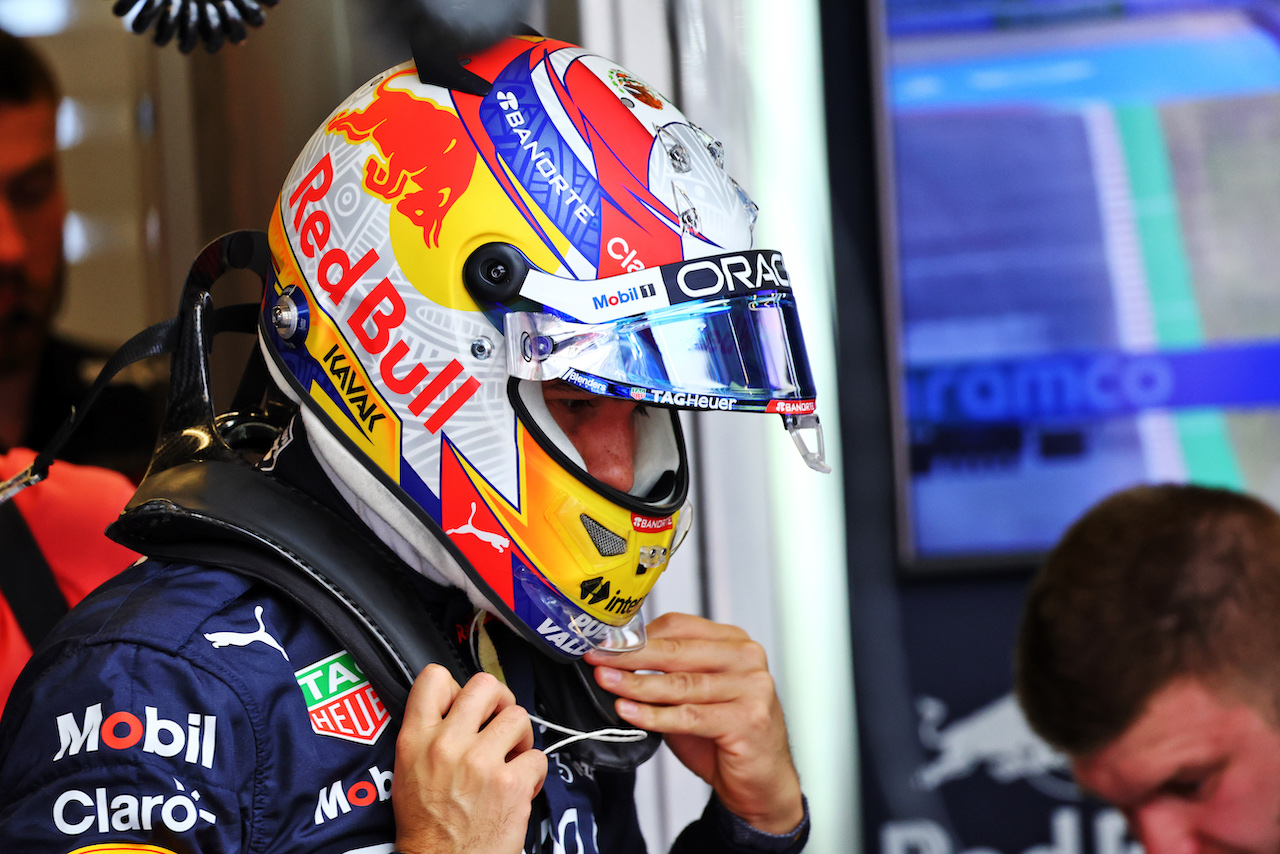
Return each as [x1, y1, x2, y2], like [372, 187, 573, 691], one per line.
[204, 605, 289, 661]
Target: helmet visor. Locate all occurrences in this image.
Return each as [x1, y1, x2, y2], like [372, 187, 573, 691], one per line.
[505, 258, 817, 413]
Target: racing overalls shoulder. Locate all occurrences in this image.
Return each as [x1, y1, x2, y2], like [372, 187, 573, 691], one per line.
[0, 433, 809, 853]
[0, 555, 650, 853]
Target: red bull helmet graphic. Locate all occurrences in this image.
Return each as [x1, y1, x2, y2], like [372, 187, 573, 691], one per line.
[258, 35, 828, 662]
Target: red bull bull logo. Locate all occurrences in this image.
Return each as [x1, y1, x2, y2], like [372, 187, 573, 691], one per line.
[913, 693, 1070, 793]
[327, 71, 477, 249]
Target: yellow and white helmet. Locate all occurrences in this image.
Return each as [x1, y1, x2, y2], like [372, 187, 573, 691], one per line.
[259, 35, 825, 660]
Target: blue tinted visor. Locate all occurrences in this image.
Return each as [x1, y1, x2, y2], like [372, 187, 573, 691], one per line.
[505, 289, 818, 413]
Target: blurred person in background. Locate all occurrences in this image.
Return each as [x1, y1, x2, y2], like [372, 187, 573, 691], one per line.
[1017, 483, 1280, 854]
[0, 447, 138, 710]
[0, 27, 162, 481]
[0, 29, 148, 711]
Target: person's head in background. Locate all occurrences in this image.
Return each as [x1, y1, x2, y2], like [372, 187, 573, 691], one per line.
[1016, 483, 1280, 854]
[0, 28, 63, 447]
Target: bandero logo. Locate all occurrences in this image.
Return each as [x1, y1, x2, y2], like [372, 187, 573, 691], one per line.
[53, 704, 217, 769]
[54, 779, 216, 836]
[632, 514, 673, 533]
[314, 765, 394, 825]
[326, 71, 476, 249]
[494, 89, 596, 225]
[766, 399, 817, 415]
[294, 650, 390, 745]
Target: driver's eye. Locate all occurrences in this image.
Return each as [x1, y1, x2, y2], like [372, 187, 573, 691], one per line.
[553, 398, 593, 412]
[1162, 778, 1203, 799]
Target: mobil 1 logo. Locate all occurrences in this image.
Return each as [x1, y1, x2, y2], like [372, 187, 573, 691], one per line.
[659, 249, 790, 306]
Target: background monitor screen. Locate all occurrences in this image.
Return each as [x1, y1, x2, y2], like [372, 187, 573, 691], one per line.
[885, 0, 1280, 566]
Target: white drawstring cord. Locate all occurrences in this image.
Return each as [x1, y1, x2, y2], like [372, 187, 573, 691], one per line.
[527, 713, 648, 754]
[466, 610, 649, 755]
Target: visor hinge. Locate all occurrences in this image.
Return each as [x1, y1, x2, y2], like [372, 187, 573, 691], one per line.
[637, 545, 668, 573]
[783, 414, 832, 474]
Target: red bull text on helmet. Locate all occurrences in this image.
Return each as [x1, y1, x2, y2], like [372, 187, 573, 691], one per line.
[260, 35, 824, 662]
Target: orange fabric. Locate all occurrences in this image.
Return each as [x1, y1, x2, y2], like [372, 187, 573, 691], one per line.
[0, 448, 139, 708]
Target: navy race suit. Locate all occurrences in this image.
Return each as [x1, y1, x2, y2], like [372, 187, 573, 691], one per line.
[0, 558, 655, 853]
[0, 432, 808, 854]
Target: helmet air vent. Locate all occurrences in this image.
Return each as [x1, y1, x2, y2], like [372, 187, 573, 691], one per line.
[580, 514, 627, 557]
[730, 177, 759, 231]
[707, 138, 725, 169]
[657, 126, 691, 173]
[688, 123, 725, 169]
[463, 242, 529, 305]
[673, 184, 700, 234]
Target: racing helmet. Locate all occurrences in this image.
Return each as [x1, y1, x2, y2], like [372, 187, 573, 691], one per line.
[258, 35, 827, 661]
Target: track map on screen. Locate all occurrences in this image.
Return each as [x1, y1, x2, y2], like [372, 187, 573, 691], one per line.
[887, 3, 1280, 562]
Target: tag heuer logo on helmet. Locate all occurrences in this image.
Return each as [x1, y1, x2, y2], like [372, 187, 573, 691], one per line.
[294, 651, 390, 745]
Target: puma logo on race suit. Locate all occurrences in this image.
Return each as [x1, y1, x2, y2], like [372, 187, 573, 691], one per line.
[205, 605, 290, 661]
[447, 503, 510, 553]
[327, 71, 477, 248]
